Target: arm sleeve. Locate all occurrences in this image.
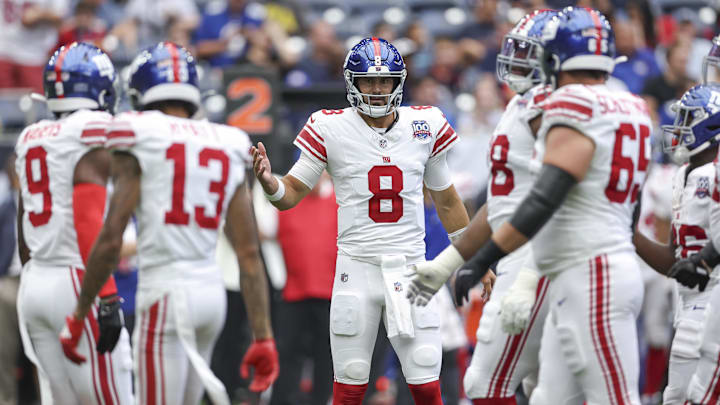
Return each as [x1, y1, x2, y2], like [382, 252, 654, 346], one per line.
[288, 152, 324, 190]
[423, 152, 453, 191]
[105, 117, 136, 151]
[537, 86, 596, 141]
[293, 116, 328, 165]
[430, 114, 458, 158]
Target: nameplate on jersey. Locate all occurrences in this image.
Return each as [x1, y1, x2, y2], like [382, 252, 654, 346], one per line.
[412, 120, 432, 143]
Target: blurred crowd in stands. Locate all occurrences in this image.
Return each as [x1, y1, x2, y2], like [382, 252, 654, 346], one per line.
[1, 0, 719, 404]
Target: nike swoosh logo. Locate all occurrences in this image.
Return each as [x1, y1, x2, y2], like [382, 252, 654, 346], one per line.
[693, 306, 706, 310]
[310, 116, 316, 124]
[557, 297, 567, 306]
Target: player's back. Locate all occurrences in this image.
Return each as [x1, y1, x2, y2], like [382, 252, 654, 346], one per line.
[15, 109, 111, 267]
[107, 111, 250, 276]
[534, 84, 652, 273]
[487, 85, 548, 231]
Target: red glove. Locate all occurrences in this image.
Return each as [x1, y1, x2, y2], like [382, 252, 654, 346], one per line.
[240, 338, 279, 392]
[59, 316, 86, 364]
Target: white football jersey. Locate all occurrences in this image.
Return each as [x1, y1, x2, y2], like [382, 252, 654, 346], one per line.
[672, 163, 720, 295]
[487, 85, 550, 231]
[533, 84, 652, 273]
[106, 111, 250, 272]
[15, 110, 111, 267]
[293, 106, 458, 262]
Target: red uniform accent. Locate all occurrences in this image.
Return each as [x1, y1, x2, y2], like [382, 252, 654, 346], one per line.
[543, 101, 593, 118]
[408, 380, 443, 405]
[590, 255, 630, 405]
[54, 45, 72, 98]
[72, 183, 117, 298]
[431, 127, 457, 157]
[587, 8, 604, 55]
[298, 129, 328, 160]
[642, 347, 668, 396]
[332, 382, 368, 405]
[166, 42, 181, 83]
[240, 338, 280, 392]
[371, 37, 382, 59]
[277, 189, 337, 301]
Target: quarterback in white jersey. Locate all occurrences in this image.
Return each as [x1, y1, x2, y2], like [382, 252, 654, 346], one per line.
[422, 8, 652, 404]
[16, 43, 133, 405]
[252, 37, 477, 404]
[64, 43, 278, 405]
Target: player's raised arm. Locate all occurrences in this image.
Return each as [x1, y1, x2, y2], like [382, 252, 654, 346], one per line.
[251, 141, 312, 210]
[632, 229, 676, 275]
[224, 180, 279, 392]
[71, 152, 140, 321]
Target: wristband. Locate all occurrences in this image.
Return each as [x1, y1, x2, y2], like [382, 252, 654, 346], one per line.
[448, 226, 466, 243]
[264, 178, 285, 202]
[466, 239, 507, 273]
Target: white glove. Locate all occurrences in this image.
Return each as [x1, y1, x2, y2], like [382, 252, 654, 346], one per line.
[405, 245, 465, 306]
[500, 267, 540, 335]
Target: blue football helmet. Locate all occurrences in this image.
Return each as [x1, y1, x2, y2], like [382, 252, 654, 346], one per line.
[538, 7, 617, 88]
[662, 84, 720, 162]
[127, 42, 200, 115]
[343, 37, 407, 118]
[43, 42, 117, 114]
[702, 35, 720, 84]
[496, 9, 558, 94]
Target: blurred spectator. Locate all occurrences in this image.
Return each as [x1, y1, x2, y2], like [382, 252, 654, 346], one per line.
[0, 0, 68, 93]
[450, 73, 503, 202]
[456, 0, 497, 73]
[0, 152, 21, 405]
[642, 39, 694, 127]
[429, 38, 463, 92]
[109, 0, 198, 58]
[194, 0, 265, 68]
[56, 1, 107, 49]
[263, 0, 302, 36]
[408, 76, 456, 124]
[271, 173, 336, 405]
[671, 7, 712, 83]
[285, 20, 345, 86]
[92, 0, 129, 30]
[372, 21, 397, 42]
[403, 20, 434, 77]
[612, 16, 660, 95]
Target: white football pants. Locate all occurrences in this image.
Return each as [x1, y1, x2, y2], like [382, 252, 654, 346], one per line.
[686, 283, 720, 404]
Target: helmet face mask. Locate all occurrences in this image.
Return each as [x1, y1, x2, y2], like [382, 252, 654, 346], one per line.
[344, 37, 406, 118]
[662, 84, 720, 162]
[704, 36, 720, 84]
[496, 10, 558, 94]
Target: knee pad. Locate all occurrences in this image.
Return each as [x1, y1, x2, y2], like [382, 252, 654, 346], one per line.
[556, 324, 586, 374]
[413, 302, 441, 330]
[412, 345, 441, 368]
[337, 359, 371, 383]
[671, 319, 703, 359]
[331, 294, 362, 336]
[522, 373, 538, 398]
[529, 387, 547, 405]
[662, 383, 685, 404]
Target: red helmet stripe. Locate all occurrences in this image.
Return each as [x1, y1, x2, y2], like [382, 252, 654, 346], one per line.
[54, 44, 73, 98]
[371, 37, 382, 60]
[587, 8, 603, 55]
[166, 42, 181, 83]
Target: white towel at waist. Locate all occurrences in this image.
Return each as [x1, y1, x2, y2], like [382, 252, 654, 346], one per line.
[381, 255, 414, 339]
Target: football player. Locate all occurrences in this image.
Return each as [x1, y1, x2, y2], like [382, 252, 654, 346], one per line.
[16, 42, 133, 404]
[633, 84, 720, 404]
[251, 37, 486, 404]
[406, 10, 556, 405]
[413, 7, 652, 403]
[60, 42, 278, 405]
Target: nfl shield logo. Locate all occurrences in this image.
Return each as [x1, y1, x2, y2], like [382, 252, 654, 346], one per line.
[340, 273, 348, 282]
[394, 281, 402, 292]
[379, 138, 387, 149]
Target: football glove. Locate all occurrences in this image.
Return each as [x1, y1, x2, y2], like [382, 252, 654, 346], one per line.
[668, 255, 711, 292]
[240, 338, 279, 392]
[60, 315, 86, 364]
[406, 245, 465, 306]
[454, 266, 485, 306]
[500, 267, 540, 335]
[96, 295, 124, 354]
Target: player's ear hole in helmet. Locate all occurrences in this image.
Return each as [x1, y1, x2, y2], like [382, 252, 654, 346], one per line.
[43, 42, 118, 117]
[127, 41, 201, 117]
[343, 37, 407, 118]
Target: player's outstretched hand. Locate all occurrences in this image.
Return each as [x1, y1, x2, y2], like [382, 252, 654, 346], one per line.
[454, 265, 492, 306]
[240, 338, 279, 392]
[60, 315, 87, 364]
[405, 263, 444, 306]
[500, 268, 539, 335]
[96, 295, 124, 354]
[668, 255, 710, 292]
[250, 142, 274, 186]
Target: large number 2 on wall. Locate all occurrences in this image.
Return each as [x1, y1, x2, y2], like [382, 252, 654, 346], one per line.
[164, 143, 230, 229]
[368, 165, 403, 223]
[226, 77, 273, 134]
